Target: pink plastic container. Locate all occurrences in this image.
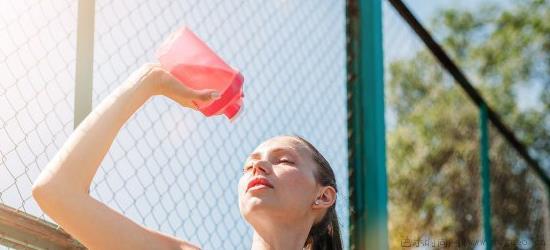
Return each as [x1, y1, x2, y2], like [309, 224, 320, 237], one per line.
[155, 27, 244, 122]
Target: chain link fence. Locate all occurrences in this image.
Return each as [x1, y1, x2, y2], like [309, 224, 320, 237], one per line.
[383, 3, 482, 245]
[3, 0, 547, 249]
[0, 0, 77, 217]
[90, 0, 349, 249]
[1, 0, 349, 249]
[383, 0, 549, 249]
[489, 125, 549, 249]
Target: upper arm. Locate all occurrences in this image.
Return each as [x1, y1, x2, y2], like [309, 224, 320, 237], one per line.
[32, 186, 200, 250]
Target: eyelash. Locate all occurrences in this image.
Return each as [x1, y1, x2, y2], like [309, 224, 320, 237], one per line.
[242, 159, 294, 173]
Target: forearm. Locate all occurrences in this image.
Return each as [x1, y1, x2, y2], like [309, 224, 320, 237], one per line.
[33, 66, 156, 194]
[29, 64, 212, 250]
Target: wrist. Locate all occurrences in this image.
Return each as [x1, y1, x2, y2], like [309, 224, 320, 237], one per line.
[124, 64, 163, 97]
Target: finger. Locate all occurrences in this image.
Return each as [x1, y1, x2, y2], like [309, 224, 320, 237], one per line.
[166, 73, 219, 100]
[193, 89, 221, 102]
[161, 70, 221, 107]
[169, 80, 220, 102]
[167, 86, 220, 109]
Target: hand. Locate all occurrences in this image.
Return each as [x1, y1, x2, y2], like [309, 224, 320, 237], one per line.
[143, 63, 220, 109]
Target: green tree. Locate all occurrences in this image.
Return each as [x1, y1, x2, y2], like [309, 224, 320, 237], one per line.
[387, 0, 549, 249]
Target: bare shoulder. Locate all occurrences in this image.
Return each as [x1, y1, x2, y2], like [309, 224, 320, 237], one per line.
[145, 227, 202, 250]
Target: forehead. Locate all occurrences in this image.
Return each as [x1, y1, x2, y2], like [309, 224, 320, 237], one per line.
[252, 136, 309, 156]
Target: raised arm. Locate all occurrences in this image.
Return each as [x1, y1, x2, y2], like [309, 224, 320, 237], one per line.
[31, 64, 219, 250]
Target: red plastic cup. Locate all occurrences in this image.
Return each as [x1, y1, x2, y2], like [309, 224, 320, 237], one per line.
[155, 26, 244, 122]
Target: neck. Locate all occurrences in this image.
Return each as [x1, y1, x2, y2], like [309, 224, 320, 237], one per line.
[250, 218, 312, 250]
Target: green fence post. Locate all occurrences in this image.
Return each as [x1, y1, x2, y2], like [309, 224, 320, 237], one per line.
[74, 0, 95, 129]
[480, 103, 492, 249]
[346, 0, 388, 249]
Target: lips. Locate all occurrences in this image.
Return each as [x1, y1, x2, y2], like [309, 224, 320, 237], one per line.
[246, 177, 274, 192]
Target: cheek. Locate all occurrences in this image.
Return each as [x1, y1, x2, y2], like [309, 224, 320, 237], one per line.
[237, 176, 248, 211]
[276, 168, 317, 200]
[237, 176, 247, 196]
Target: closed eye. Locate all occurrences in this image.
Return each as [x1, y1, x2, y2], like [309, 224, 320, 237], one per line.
[279, 159, 294, 164]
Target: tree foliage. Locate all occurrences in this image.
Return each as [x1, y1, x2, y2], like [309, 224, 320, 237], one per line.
[387, 0, 549, 249]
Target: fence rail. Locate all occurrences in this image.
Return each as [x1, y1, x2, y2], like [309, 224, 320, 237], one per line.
[0, 204, 84, 249]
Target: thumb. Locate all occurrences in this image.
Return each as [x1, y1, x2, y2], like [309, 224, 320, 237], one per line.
[192, 89, 221, 102]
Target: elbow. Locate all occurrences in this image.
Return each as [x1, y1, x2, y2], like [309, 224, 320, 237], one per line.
[31, 177, 62, 208]
[31, 183, 66, 225]
[31, 182, 51, 205]
[32, 178, 86, 212]
[32, 182, 64, 216]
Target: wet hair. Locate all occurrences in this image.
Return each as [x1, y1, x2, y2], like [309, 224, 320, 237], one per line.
[289, 135, 343, 250]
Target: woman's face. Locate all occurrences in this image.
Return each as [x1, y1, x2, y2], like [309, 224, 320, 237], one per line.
[238, 136, 320, 223]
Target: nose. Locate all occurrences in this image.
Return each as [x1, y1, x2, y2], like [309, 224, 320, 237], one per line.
[252, 160, 271, 175]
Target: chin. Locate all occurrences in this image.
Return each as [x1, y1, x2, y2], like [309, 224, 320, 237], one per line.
[239, 196, 274, 219]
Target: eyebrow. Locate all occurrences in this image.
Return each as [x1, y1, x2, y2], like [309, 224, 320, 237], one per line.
[248, 147, 299, 160]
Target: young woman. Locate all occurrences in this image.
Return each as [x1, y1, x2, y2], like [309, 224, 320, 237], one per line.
[32, 64, 343, 250]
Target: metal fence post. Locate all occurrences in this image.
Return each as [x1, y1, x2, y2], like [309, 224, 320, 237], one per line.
[74, 0, 96, 128]
[480, 103, 492, 249]
[347, 0, 388, 249]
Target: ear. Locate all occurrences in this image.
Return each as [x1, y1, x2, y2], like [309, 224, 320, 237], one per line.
[312, 186, 336, 209]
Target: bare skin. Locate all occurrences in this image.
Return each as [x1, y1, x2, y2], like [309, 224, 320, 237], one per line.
[32, 64, 336, 250]
[239, 136, 337, 250]
[32, 64, 216, 250]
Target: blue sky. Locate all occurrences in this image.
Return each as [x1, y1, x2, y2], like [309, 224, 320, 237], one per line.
[401, 0, 541, 112]
[383, 0, 543, 131]
[406, 0, 511, 23]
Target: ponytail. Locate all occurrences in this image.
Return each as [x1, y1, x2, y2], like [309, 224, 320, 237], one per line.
[304, 206, 343, 250]
[289, 135, 343, 250]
